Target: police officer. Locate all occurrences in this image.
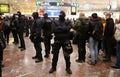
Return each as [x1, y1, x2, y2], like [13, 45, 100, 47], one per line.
[42, 13, 52, 58]
[30, 12, 43, 63]
[49, 11, 73, 74]
[17, 11, 26, 51]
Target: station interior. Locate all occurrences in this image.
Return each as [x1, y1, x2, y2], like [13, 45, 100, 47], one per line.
[0, 0, 120, 77]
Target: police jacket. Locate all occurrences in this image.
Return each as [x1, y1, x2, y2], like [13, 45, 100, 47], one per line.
[42, 18, 52, 37]
[17, 15, 26, 32]
[52, 20, 72, 40]
[31, 18, 43, 36]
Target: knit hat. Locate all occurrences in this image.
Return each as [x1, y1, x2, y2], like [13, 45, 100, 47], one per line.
[92, 13, 98, 18]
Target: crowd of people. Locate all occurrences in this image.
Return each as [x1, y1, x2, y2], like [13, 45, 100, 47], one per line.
[0, 10, 120, 76]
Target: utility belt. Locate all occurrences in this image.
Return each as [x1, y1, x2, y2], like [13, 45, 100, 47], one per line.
[53, 40, 73, 55]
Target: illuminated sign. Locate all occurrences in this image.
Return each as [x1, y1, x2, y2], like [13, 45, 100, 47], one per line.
[45, 6, 60, 17]
[45, 10, 60, 17]
[0, 4, 9, 13]
[71, 6, 76, 15]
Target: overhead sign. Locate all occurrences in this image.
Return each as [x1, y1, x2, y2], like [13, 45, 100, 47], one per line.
[45, 9, 60, 17]
[0, 4, 9, 13]
[71, 6, 76, 15]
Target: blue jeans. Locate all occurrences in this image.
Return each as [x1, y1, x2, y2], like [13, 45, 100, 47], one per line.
[89, 37, 98, 62]
[116, 42, 120, 68]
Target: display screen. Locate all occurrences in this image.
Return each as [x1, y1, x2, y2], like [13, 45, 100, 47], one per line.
[0, 4, 9, 13]
[45, 6, 60, 17]
[45, 10, 60, 17]
[71, 6, 76, 15]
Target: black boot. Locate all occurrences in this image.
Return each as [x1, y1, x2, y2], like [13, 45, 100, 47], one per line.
[66, 68, 72, 74]
[49, 67, 56, 73]
[32, 56, 37, 59]
[44, 54, 49, 58]
[35, 58, 43, 63]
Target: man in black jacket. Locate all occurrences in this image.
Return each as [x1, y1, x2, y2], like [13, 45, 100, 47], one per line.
[17, 11, 26, 51]
[103, 13, 115, 61]
[49, 11, 73, 74]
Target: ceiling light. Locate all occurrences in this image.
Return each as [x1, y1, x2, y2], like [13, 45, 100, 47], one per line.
[15, 0, 18, 3]
[25, 0, 28, 2]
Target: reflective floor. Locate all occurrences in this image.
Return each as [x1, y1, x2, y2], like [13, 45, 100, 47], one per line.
[2, 36, 120, 77]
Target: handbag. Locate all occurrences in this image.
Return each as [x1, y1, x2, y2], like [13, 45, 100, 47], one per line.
[114, 28, 120, 41]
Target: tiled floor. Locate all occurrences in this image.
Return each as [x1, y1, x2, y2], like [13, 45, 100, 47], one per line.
[2, 37, 120, 77]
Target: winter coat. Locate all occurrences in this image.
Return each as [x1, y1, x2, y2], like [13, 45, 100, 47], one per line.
[104, 18, 114, 38]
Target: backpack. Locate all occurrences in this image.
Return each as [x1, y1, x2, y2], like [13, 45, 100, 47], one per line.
[79, 18, 89, 33]
[4, 20, 10, 30]
[77, 18, 90, 39]
[92, 21, 103, 41]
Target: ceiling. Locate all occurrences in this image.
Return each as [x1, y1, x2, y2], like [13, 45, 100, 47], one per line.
[0, 0, 120, 14]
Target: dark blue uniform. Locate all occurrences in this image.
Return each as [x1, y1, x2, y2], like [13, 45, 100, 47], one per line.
[30, 12, 43, 63]
[42, 13, 52, 58]
[49, 11, 73, 74]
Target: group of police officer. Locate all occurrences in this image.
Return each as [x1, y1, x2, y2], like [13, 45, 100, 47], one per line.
[30, 11, 73, 74]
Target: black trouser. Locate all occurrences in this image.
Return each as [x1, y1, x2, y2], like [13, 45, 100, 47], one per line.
[34, 42, 42, 59]
[52, 40, 71, 69]
[18, 31, 25, 49]
[0, 46, 3, 61]
[77, 38, 86, 61]
[43, 36, 51, 55]
[0, 64, 1, 77]
[104, 37, 113, 59]
[4, 29, 11, 43]
[11, 29, 19, 43]
[0, 45, 3, 76]
[25, 27, 29, 37]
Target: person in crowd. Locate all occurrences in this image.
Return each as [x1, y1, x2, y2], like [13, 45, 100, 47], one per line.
[10, 14, 19, 44]
[87, 13, 103, 65]
[73, 13, 90, 63]
[3, 16, 11, 44]
[112, 19, 120, 69]
[42, 13, 52, 58]
[28, 17, 34, 34]
[100, 18, 106, 52]
[103, 13, 115, 61]
[72, 18, 75, 25]
[24, 16, 29, 37]
[30, 12, 43, 63]
[0, 13, 6, 76]
[17, 11, 26, 51]
[49, 11, 73, 74]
